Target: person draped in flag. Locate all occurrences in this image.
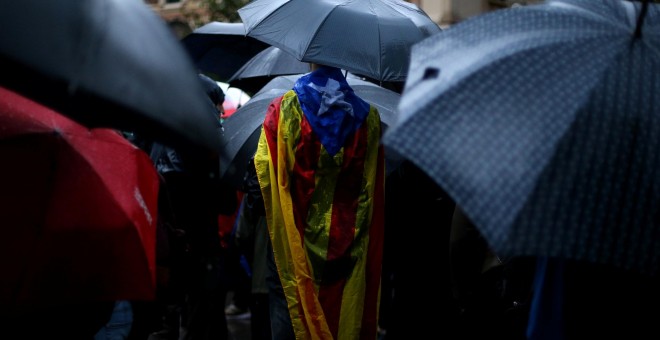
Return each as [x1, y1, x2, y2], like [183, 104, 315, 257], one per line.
[252, 64, 386, 339]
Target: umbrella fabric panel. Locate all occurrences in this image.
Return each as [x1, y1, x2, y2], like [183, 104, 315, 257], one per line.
[303, 3, 428, 82]
[347, 83, 400, 130]
[239, 0, 441, 82]
[229, 46, 309, 80]
[0, 86, 159, 304]
[15, 140, 158, 301]
[387, 0, 659, 233]
[389, 40, 625, 239]
[509, 49, 660, 272]
[240, 0, 338, 60]
[397, 2, 632, 125]
[228, 46, 310, 94]
[382, 0, 660, 273]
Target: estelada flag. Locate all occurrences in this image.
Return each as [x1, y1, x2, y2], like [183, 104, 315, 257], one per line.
[255, 88, 385, 340]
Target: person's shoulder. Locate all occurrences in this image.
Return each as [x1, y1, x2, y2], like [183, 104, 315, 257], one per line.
[282, 89, 297, 100]
[281, 90, 302, 111]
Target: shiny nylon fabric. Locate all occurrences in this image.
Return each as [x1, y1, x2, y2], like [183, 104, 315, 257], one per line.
[255, 91, 385, 339]
[0, 86, 159, 303]
[382, 0, 660, 274]
[238, 0, 439, 82]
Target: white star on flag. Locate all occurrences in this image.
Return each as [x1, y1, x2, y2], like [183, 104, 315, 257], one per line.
[308, 78, 354, 117]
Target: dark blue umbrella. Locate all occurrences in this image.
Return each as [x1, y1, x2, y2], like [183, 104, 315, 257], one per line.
[382, 0, 660, 274]
[238, 0, 441, 82]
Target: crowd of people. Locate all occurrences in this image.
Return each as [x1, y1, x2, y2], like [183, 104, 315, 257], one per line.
[130, 63, 660, 340]
[45, 58, 657, 340]
[95, 65, 540, 340]
[6, 1, 660, 338]
[9, 60, 660, 340]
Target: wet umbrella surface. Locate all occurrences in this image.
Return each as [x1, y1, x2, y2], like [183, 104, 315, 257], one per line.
[238, 0, 441, 82]
[0, 86, 159, 305]
[382, 0, 660, 274]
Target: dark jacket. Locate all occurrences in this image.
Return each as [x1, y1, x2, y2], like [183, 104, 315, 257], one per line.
[149, 74, 236, 255]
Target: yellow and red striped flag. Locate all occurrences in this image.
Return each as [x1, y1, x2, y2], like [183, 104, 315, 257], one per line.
[255, 85, 385, 340]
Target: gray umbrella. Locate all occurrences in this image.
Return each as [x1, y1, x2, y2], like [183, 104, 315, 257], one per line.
[382, 0, 660, 274]
[0, 0, 224, 152]
[238, 0, 441, 82]
[228, 46, 310, 95]
[220, 74, 402, 188]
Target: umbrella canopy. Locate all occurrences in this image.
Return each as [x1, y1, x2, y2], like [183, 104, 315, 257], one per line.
[181, 21, 270, 81]
[216, 81, 252, 118]
[238, 0, 441, 82]
[382, 0, 660, 274]
[228, 46, 310, 95]
[0, 86, 159, 305]
[0, 0, 224, 152]
[220, 74, 402, 188]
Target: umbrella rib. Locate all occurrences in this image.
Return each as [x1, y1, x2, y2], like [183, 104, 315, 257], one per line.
[376, 8, 383, 81]
[634, 0, 650, 39]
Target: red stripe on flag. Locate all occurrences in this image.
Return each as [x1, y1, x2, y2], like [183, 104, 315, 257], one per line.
[318, 122, 369, 336]
[263, 97, 283, 172]
[328, 125, 366, 262]
[291, 115, 321, 239]
[318, 277, 348, 339]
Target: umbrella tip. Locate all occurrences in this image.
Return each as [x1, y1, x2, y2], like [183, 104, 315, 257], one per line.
[423, 67, 440, 80]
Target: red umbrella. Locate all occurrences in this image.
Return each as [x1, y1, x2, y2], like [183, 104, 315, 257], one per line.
[0, 86, 159, 306]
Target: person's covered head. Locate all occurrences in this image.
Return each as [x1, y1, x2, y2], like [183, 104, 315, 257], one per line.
[198, 74, 225, 116]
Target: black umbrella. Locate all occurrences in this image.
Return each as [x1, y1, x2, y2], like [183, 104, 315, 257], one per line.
[228, 46, 310, 95]
[219, 74, 402, 188]
[0, 0, 224, 152]
[238, 0, 441, 82]
[181, 21, 270, 82]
